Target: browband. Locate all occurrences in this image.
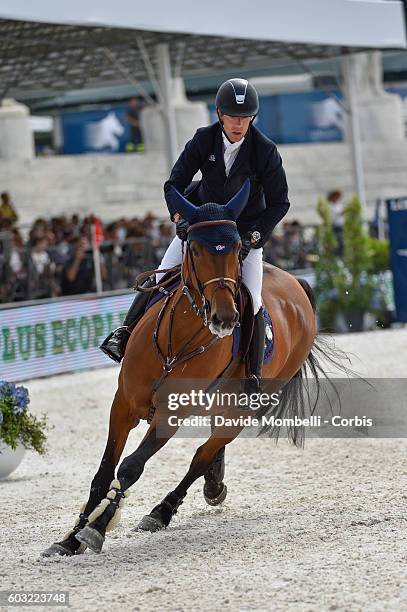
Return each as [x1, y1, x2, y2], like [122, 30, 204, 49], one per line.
[187, 219, 237, 232]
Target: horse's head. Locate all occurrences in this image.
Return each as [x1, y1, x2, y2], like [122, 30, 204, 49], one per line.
[168, 180, 250, 338]
[105, 111, 125, 136]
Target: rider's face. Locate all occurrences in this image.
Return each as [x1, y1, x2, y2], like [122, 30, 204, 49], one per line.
[219, 112, 252, 143]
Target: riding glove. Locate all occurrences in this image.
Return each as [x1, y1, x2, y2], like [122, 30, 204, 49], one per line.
[240, 230, 261, 261]
[240, 235, 252, 261]
[176, 218, 189, 241]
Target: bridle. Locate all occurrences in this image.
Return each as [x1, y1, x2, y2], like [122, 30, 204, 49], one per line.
[144, 217, 243, 423]
[181, 219, 242, 327]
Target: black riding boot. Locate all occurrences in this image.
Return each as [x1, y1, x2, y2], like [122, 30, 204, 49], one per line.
[99, 277, 156, 363]
[244, 309, 266, 395]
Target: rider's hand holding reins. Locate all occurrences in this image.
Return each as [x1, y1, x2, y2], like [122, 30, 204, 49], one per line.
[240, 234, 252, 260]
[240, 230, 262, 260]
[176, 217, 190, 242]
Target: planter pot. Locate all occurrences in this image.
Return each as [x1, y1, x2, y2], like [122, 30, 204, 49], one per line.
[0, 442, 25, 479]
[343, 309, 365, 332]
[334, 310, 365, 333]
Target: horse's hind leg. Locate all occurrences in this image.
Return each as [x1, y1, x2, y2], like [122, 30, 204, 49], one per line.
[42, 388, 135, 557]
[203, 417, 226, 505]
[203, 446, 227, 505]
[138, 433, 239, 532]
[74, 414, 178, 553]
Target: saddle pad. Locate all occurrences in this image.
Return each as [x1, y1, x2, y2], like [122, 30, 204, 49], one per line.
[145, 277, 180, 311]
[232, 306, 274, 365]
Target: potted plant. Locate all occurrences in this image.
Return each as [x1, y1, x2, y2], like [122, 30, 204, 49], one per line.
[0, 381, 48, 479]
[314, 196, 340, 331]
[366, 237, 393, 328]
[333, 196, 375, 332]
[366, 237, 390, 275]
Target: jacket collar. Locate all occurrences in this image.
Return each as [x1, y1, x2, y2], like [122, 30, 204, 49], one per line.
[214, 127, 226, 179]
[222, 132, 244, 154]
[214, 125, 252, 180]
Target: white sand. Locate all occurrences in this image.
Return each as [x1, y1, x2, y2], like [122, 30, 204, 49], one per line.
[1, 328, 406, 611]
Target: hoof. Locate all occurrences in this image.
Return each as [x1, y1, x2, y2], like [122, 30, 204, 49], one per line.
[41, 542, 75, 557]
[137, 514, 165, 533]
[75, 525, 105, 554]
[204, 483, 227, 506]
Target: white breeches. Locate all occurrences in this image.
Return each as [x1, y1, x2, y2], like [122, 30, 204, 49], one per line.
[156, 236, 263, 313]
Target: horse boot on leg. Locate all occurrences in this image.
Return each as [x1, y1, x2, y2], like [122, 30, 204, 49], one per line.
[138, 438, 238, 532]
[137, 492, 185, 532]
[75, 418, 179, 552]
[203, 446, 227, 506]
[42, 464, 117, 557]
[244, 308, 265, 396]
[75, 479, 130, 554]
[100, 276, 156, 363]
[42, 504, 89, 557]
[42, 391, 134, 557]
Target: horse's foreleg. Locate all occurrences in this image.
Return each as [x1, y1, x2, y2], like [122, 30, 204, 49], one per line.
[74, 414, 178, 553]
[138, 431, 240, 532]
[42, 389, 135, 557]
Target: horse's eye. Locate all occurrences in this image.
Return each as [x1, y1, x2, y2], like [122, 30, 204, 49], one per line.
[191, 246, 199, 257]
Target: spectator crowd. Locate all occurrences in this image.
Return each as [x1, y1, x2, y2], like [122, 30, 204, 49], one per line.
[0, 194, 173, 303]
[0, 192, 317, 305]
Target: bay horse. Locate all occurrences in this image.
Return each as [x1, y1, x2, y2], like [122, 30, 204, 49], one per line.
[43, 180, 339, 557]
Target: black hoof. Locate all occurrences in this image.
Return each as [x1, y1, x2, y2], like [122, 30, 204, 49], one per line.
[41, 542, 76, 557]
[137, 514, 165, 533]
[203, 483, 227, 506]
[75, 525, 105, 553]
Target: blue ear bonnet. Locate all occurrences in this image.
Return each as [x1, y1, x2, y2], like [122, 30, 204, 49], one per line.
[188, 203, 241, 254]
[168, 178, 250, 253]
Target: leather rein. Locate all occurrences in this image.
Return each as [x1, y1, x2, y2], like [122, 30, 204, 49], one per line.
[134, 218, 242, 423]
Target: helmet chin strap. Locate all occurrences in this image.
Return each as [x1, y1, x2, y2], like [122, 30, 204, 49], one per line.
[216, 109, 256, 144]
[217, 109, 234, 144]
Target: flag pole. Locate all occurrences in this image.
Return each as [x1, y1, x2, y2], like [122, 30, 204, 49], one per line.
[91, 218, 103, 294]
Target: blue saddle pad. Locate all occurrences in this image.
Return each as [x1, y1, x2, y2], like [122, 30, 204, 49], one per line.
[232, 306, 274, 364]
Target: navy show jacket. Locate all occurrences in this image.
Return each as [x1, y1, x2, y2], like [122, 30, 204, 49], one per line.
[164, 122, 290, 248]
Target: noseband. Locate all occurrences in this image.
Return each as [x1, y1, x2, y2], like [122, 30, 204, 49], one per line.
[181, 219, 242, 326]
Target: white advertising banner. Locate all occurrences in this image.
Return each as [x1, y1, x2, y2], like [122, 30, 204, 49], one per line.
[0, 293, 134, 382]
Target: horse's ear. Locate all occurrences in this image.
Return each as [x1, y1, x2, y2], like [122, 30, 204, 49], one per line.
[225, 179, 250, 220]
[168, 186, 198, 223]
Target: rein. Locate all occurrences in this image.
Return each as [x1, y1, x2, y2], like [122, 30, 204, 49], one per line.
[134, 219, 242, 423]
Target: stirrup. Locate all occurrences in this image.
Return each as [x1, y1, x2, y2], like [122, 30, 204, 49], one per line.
[244, 373, 262, 396]
[99, 326, 131, 363]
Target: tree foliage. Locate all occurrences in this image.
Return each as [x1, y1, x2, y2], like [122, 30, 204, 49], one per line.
[314, 197, 339, 329]
[334, 197, 374, 313]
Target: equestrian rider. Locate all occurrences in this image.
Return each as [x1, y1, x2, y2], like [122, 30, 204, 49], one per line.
[101, 78, 290, 392]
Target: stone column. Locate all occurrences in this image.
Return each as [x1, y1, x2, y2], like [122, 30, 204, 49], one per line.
[344, 51, 405, 142]
[0, 98, 34, 160]
[140, 77, 210, 158]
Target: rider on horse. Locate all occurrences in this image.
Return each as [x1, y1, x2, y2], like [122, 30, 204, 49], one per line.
[101, 78, 290, 392]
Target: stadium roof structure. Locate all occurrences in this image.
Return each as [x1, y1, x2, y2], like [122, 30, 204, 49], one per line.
[0, 0, 406, 204]
[0, 0, 405, 98]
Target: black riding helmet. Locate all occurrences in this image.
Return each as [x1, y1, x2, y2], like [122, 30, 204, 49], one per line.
[215, 78, 259, 118]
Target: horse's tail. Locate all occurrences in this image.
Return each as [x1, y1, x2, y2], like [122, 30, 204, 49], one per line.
[258, 278, 354, 447]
